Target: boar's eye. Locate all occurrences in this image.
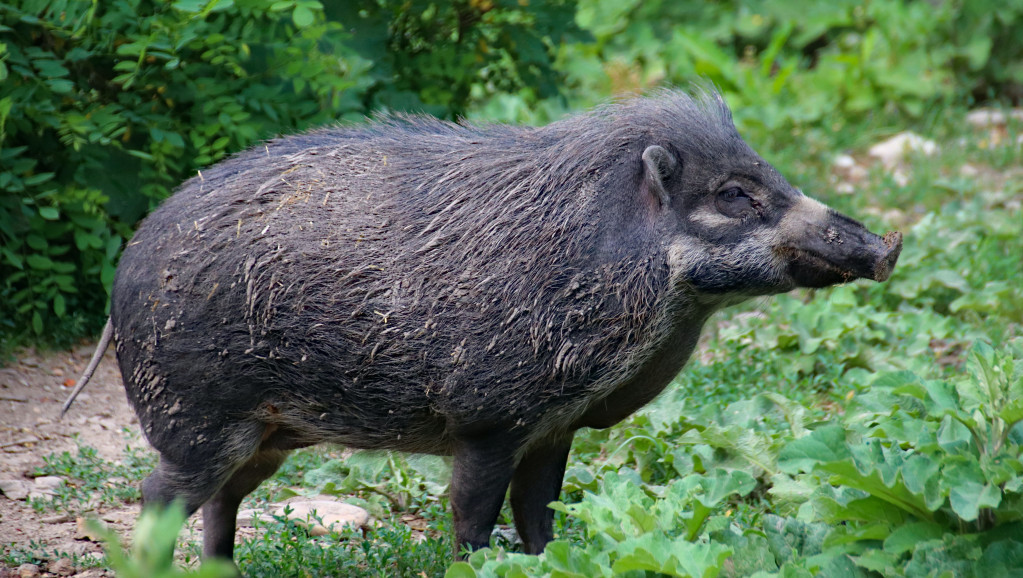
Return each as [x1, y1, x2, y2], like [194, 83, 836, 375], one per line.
[715, 187, 754, 218]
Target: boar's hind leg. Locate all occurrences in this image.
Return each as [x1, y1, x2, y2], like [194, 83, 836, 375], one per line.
[510, 435, 573, 555]
[202, 448, 289, 559]
[450, 434, 519, 557]
[139, 421, 285, 560]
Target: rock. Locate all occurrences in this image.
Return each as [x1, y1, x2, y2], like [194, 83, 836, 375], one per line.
[48, 558, 74, 576]
[275, 499, 369, 536]
[83, 552, 105, 564]
[100, 507, 140, 526]
[868, 132, 937, 167]
[965, 108, 1023, 128]
[847, 164, 869, 183]
[236, 508, 275, 527]
[40, 513, 72, 524]
[28, 475, 64, 500]
[832, 154, 856, 169]
[491, 526, 521, 547]
[0, 479, 31, 500]
[892, 169, 909, 187]
[400, 514, 429, 532]
[16, 564, 40, 578]
[34, 476, 64, 492]
[75, 517, 107, 542]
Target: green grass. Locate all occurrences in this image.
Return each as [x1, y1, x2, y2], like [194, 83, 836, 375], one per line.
[28, 440, 155, 515]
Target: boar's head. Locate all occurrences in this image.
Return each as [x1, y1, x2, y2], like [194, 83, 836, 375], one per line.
[631, 91, 903, 301]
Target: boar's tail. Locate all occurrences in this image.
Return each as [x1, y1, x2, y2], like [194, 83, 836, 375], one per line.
[60, 318, 113, 419]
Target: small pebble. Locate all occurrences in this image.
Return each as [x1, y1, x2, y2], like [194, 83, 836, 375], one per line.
[48, 558, 73, 576]
[34, 476, 64, 491]
[40, 513, 72, 524]
[0, 479, 31, 500]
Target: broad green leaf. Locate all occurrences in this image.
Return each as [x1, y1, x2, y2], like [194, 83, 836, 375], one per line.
[1000, 400, 1023, 429]
[544, 541, 611, 578]
[292, 5, 314, 28]
[777, 425, 850, 474]
[712, 526, 777, 574]
[673, 469, 757, 509]
[901, 455, 944, 510]
[977, 539, 1023, 574]
[852, 548, 901, 574]
[38, 206, 59, 220]
[883, 521, 945, 555]
[612, 534, 732, 577]
[817, 458, 936, 521]
[444, 562, 477, 578]
[948, 481, 1001, 522]
[26, 254, 53, 270]
[823, 522, 891, 546]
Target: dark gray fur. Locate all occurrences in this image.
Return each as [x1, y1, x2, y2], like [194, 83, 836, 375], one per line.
[83, 88, 901, 563]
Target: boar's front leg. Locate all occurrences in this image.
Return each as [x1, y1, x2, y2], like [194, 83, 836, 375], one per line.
[510, 435, 573, 554]
[450, 433, 518, 556]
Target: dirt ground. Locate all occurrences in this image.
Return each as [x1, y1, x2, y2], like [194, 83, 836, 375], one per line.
[0, 342, 137, 577]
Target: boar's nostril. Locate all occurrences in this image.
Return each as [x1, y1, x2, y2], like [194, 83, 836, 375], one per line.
[882, 231, 903, 251]
[873, 231, 903, 282]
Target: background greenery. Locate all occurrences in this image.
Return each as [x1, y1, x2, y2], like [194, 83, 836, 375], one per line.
[2, 0, 1021, 576]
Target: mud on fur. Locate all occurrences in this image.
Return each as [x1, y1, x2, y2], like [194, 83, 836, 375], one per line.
[63, 88, 902, 566]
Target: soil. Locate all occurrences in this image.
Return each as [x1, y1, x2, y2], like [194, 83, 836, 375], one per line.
[0, 341, 137, 577]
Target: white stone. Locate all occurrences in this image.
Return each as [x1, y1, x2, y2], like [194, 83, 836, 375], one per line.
[34, 476, 64, 491]
[965, 108, 1023, 128]
[236, 508, 276, 527]
[960, 164, 980, 177]
[49, 557, 74, 576]
[868, 132, 938, 167]
[274, 499, 369, 536]
[847, 164, 869, 183]
[0, 479, 31, 500]
[893, 170, 910, 187]
[833, 154, 856, 169]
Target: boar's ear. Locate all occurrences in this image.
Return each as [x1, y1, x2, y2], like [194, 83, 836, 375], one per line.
[642, 145, 677, 209]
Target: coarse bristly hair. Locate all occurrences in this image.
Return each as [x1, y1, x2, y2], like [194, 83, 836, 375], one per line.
[111, 88, 748, 480]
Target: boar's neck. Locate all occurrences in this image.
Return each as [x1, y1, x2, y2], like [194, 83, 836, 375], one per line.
[572, 299, 713, 430]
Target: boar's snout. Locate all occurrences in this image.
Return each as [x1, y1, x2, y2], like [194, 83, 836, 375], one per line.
[873, 231, 903, 282]
[779, 203, 903, 288]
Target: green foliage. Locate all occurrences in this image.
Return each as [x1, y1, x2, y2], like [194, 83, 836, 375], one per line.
[5, 0, 1022, 576]
[29, 442, 155, 514]
[564, 0, 1023, 141]
[261, 450, 451, 519]
[769, 341, 1023, 573]
[235, 505, 453, 577]
[450, 470, 741, 577]
[90, 503, 236, 578]
[0, 0, 578, 347]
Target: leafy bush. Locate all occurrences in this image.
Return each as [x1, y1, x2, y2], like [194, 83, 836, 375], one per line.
[0, 0, 579, 347]
[449, 341, 1023, 577]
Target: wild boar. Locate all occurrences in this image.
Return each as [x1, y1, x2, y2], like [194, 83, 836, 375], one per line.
[63, 89, 901, 563]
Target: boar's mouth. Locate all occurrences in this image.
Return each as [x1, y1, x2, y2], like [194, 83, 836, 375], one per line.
[779, 229, 903, 289]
